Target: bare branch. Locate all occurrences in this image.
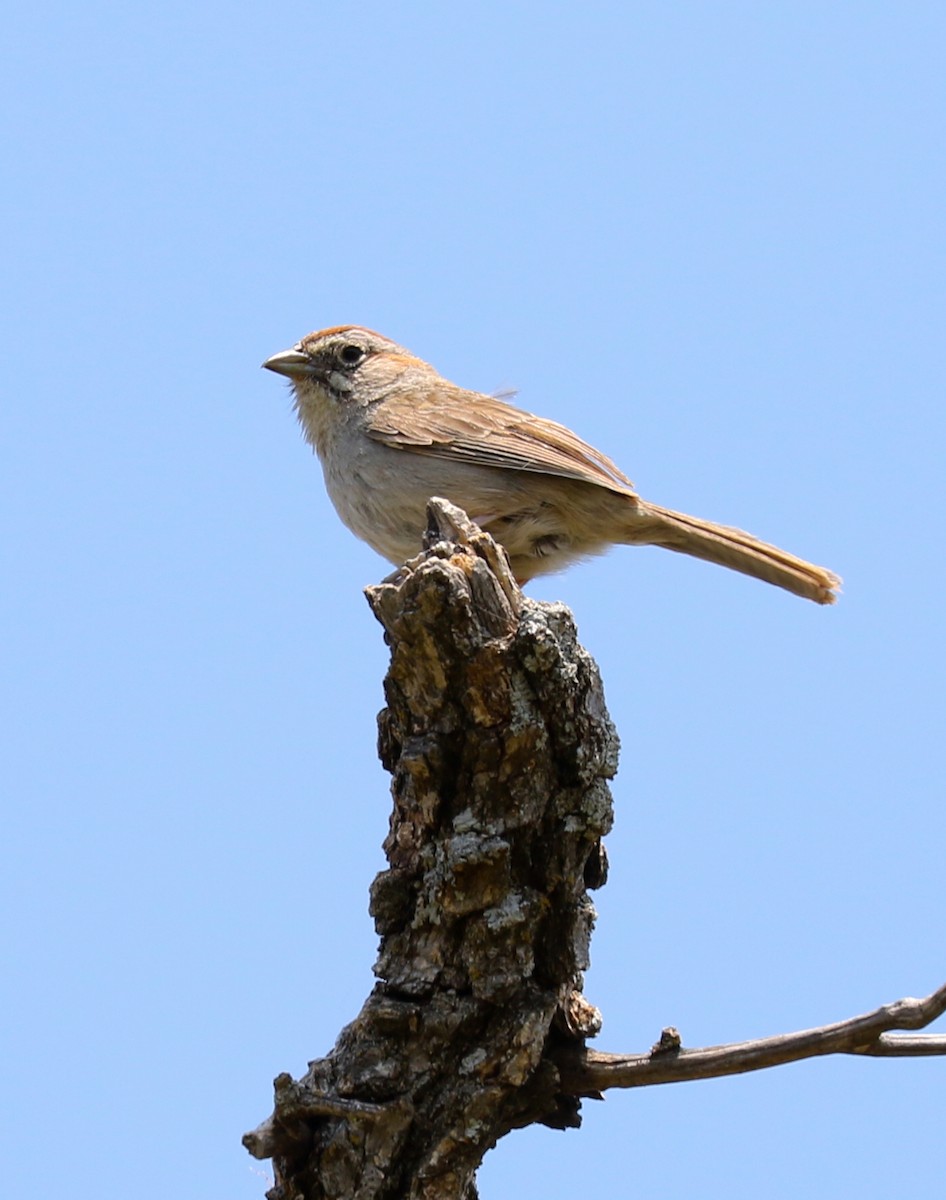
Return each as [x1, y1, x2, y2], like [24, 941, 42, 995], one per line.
[857, 1033, 946, 1056]
[556, 982, 946, 1094]
[246, 504, 943, 1199]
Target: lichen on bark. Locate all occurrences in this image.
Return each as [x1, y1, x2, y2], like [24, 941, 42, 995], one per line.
[245, 501, 619, 1200]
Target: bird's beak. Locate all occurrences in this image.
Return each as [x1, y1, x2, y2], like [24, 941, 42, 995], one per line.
[262, 346, 313, 377]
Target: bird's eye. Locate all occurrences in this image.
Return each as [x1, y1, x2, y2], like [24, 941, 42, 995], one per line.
[338, 344, 365, 367]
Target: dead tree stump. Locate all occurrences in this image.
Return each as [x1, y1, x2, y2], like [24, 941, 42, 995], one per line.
[244, 500, 619, 1199]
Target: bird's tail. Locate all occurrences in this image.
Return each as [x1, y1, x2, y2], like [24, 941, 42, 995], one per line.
[632, 500, 841, 604]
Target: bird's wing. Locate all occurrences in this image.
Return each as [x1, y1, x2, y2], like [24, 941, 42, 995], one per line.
[366, 388, 636, 496]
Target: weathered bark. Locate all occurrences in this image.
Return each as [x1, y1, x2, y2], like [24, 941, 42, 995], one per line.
[244, 500, 946, 1199]
[245, 501, 618, 1199]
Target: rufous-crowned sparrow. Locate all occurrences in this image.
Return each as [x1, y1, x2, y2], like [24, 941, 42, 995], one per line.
[263, 326, 840, 604]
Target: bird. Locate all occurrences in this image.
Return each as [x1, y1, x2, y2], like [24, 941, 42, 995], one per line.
[263, 326, 840, 604]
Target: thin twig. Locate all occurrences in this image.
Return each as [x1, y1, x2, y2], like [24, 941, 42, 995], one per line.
[558, 982, 946, 1093]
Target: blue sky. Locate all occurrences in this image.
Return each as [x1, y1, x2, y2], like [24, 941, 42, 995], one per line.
[3, 3, 944, 1196]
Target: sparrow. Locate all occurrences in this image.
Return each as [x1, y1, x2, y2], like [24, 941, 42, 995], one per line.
[263, 326, 840, 604]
